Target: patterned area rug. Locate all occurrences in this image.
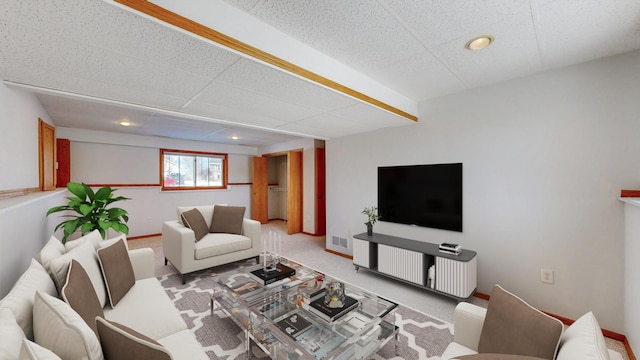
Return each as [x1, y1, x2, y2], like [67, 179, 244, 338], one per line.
[158, 260, 453, 359]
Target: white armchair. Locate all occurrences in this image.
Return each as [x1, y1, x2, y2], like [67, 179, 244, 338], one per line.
[441, 286, 623, 360]
[162, 205, 261, 284]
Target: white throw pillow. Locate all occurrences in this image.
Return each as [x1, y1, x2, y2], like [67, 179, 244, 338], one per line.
[556, 311, 610, 360]
[33, 291, 103, 360]
[66, 230, 129, 252]
[0, 259, 57, 340]
[98, 233, 129, 250]
[37, 235, 65, 274]
[0, 308, 26, 359]
[65, 230, 104, 251]
[49, 240, 108, 306]
[19, 339, 62, 360]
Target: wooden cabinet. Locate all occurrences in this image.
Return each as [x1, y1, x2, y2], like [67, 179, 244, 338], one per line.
[353, 232, 477, 300]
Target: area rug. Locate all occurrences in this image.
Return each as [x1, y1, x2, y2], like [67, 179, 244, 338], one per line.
[158, 260, 454, 359]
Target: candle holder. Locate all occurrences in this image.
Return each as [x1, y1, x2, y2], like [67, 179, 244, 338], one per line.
[262, 231, 282, 273]
[324, 281, 345, 308]
[263, 252, 277, 272]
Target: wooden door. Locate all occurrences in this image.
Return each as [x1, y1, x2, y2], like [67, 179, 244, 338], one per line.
[251, 156, 268, 223]
[56, 139, 70, 188]
[315, 147, 326, 236]
[38, 119, 56, 191]
[287, 151, 303, 234]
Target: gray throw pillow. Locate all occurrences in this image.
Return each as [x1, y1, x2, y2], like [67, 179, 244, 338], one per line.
[478, 285, 563, 359]
[210, 206, 245, 235]
[61, 260, 105, 336]
[181, 208, 209, 241]
[96, 317, 171, 360]
[96, 239, 135, 307]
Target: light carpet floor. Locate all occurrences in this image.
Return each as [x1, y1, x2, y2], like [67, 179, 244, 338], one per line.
[159, 262, 454, 359]
[129, 220, 630, 359]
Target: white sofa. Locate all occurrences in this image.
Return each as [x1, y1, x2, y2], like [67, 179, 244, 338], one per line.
[0, 231, 208, 360]
[162, 205, 261, 284]
[441, 286, 623, 360]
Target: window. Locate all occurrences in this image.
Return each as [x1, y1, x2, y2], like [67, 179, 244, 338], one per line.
[161, 149, 228, 190]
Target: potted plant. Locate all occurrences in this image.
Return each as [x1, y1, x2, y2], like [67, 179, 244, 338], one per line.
[362, 206, 380, 236]
[47, 182, 131, 244]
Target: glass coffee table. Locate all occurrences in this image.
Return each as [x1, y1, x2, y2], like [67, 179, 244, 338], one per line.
[211, 258, 398, 359]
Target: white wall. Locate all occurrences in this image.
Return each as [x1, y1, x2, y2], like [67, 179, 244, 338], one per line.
[0, 191, 66, 297]
[0, 83, 55, 190]
[622, 200, 640, 352]
[55, 128, 258, 238]
[326, 50, 640, 333]
[0, 82, 64, 297]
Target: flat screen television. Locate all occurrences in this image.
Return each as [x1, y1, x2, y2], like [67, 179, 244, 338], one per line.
[378, 163, 462, 232]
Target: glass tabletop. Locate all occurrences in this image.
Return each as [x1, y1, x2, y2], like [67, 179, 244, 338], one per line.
[212, 258, 398, 359]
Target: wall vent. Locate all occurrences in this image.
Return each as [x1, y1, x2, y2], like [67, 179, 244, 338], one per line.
[331, 236, 348, 248]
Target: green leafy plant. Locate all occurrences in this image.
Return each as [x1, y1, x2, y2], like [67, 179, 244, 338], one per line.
[47, 182, 130, 244]
[362, 206, 380, 233]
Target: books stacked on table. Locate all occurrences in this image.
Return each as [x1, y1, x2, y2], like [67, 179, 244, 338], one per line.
[308, 294, 359, 322]
[439, 242, 462, 255]
[250, 263, 296, 285]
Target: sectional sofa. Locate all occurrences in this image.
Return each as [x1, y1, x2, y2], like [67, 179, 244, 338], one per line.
[0, 230, 207, 359]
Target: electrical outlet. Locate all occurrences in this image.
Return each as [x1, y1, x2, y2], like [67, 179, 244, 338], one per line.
[541, 269, 554, 284]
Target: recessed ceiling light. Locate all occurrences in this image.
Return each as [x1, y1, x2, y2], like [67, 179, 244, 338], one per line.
[119, 120, 131, 127]
[465, 35, 495, 50]
[231, 136, 239, 140]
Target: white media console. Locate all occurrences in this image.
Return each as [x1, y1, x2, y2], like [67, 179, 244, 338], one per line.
[353, 232, 477, 300]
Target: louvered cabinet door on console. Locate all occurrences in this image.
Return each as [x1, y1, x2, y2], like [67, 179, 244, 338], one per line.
[435, 256, 477, 299]
[378, 245, 424, 285]
[353, 237, 372, 269]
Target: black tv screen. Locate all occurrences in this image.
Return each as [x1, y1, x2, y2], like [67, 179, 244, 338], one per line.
[378, 163, 462, 232]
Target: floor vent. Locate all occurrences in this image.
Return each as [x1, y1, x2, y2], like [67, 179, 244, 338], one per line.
[339, 237, 348, 248]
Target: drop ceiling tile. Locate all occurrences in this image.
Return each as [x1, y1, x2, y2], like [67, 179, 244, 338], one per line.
[212, 126, 302, 146]
[433, 12, 541, 88]
[79, 47, 211, 100]
[384, 0, 531, 47]
[1, 21, 207, 107]
[331, 102, 413, 129]
[216, 59, 359, 111]
[71, 79, 192, 111]
[295, 112, 361, 131]
[222, 0, 262, 13]
[276, 122, 337, 139]
[143, 117, 227, 134]
[184, 101, 286, 129]
[245, 0, 425, 71]
[6, 0, 240, 79]
[192, 81, 323, 122]
[536, 0, 640, 70]
[37, 95, 152, 122]
[0, 1, 13, 20]
[367, 50, 467, 101]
